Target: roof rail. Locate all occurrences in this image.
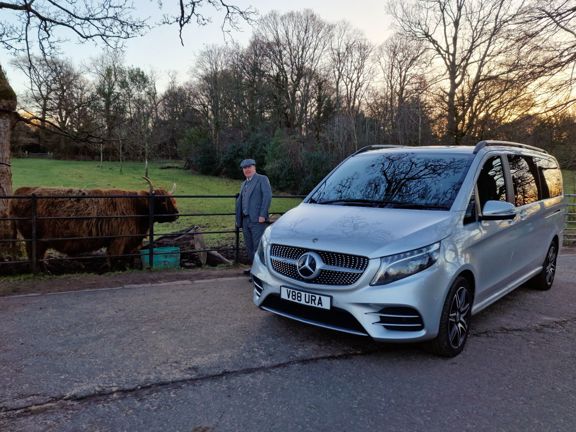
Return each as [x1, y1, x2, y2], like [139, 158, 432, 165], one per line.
[473, 140, 547, 154]
[351, 144, 405, 156]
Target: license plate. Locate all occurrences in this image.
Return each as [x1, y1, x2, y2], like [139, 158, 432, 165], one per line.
[280, 287, 331, 310]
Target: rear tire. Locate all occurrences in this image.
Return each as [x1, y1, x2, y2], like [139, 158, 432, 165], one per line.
[426, 276, 473, 357]
[529, 240, 558, 291]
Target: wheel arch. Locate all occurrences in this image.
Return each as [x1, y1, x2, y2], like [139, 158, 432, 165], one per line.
[457, 269, 476, 301]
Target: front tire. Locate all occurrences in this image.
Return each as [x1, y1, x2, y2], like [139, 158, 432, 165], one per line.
[529, 240, 558, 291]
[426, 276, 473, 357]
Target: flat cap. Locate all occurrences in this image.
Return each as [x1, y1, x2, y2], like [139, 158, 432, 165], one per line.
[240, 158, 256, 168]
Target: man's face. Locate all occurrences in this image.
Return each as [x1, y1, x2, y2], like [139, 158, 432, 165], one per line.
[242, 165, 256, 178]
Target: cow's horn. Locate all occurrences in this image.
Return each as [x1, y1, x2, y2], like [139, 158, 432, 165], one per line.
[143, 176, 154, 193]
[170, 183, 177, 194]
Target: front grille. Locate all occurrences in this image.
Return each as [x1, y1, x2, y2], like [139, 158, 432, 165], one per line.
[261, 294, 367, 336]
[271, 244, 368, 270]
[372, 307, 424, 331]
[270, 244, 368, 286]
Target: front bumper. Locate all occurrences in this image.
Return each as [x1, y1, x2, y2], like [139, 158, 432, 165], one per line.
[251, 253, 454, 342]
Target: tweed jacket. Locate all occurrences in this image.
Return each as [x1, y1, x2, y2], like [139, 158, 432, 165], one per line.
[235, 173, 272, 226]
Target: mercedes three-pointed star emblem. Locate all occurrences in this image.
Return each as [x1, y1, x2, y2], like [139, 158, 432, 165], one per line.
[296, 251, 323, 279]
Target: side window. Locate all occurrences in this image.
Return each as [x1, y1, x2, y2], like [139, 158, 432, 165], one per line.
[508, 155, 539, 206]
[534, 157, 562, 199]
[477, 156, 507, 209]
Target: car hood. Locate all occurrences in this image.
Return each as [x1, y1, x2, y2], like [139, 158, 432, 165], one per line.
[268, 203, 458, 258]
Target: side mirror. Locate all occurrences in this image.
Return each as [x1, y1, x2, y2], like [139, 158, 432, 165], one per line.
[480, 200, 516, 221]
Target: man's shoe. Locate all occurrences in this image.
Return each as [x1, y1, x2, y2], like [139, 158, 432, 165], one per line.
[243, 268, 251, 276]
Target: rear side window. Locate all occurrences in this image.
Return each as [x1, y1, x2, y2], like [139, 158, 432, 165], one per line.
[534, 157, 562, 198]
[508, 155, 539, 206]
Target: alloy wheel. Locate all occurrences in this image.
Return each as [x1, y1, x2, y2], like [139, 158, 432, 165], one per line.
[545, 244, 557, 287]
[448, 286, 471, 349]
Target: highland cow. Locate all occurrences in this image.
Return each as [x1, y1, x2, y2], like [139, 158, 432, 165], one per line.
[10, 185, 178, 267]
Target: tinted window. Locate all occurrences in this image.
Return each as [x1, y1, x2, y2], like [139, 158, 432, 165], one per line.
[534, 157, 562, 198]
[308, 152, 473, 210]
[477, 156, 507, 208]
[508, 155, 539, 206]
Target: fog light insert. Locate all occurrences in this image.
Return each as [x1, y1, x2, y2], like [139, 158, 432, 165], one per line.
[371, 306, 424, 331]
[252, 275, 264, 296]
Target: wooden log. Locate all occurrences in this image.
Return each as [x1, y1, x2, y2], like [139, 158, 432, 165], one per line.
[206, 250, 232, 266]
[193, 233, 207, 266]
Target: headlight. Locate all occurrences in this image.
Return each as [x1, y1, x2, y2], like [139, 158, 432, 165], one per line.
[256, 227, 271, 265]
[371, 242, 440, 285]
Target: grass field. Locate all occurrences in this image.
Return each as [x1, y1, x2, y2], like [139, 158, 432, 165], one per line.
[563, 170, 576, 195]
[11, 158, 303, 244]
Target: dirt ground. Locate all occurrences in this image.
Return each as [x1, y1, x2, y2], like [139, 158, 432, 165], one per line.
[0, 241, 251, 297]
[0, 265, 248, 297]
[3, 247, 574, 298]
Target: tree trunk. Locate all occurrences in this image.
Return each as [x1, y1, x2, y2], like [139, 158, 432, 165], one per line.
[0, 64, 18, 255]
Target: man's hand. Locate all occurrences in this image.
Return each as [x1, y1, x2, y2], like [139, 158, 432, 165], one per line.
[258, 216, 266, 223]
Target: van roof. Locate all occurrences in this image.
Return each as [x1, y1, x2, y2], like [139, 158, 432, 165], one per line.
[354, 141, 548, 157]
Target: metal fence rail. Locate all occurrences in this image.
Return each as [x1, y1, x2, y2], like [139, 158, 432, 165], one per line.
[0, 193, 303, 274]
[565, 194, 576, 246]
[1, 193, 575, 275]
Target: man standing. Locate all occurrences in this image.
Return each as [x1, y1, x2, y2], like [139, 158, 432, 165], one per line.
[235, 159, 272, 275]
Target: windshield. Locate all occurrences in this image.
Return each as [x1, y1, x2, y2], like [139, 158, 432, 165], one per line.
[307, 152, 473, 210]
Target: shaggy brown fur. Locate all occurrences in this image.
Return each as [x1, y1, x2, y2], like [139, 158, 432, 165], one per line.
[10, 187, 178, 265]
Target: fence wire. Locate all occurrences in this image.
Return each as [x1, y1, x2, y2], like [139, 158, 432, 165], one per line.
[0, 193, 302, 274]
[565, 194, 576, 246]
[1, 193, 575, 275]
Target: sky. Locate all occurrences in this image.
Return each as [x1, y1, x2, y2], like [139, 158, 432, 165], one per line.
[1, 0, 395, 98]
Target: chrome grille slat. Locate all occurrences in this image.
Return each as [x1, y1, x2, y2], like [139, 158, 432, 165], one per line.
[252, 275, 264, 297]
[270, 244, 368, 286]
[368, 312, 421, 319]
[375, 323, 423, 327]
[373, 306, 425, 332]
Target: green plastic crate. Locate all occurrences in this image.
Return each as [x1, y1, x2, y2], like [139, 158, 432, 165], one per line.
[140, 246, 180, 269]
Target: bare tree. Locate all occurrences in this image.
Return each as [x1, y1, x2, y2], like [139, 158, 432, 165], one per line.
[231, 39, 270, 131]
[0, 1, 255, 58]
[91, 51, 125, 165]
[0, 0, 254, 198]
[522, 0, 576, 72]
[193, 45, 234, 160]
[331, 23, 374, 118]
[255, 10, 333, 132]
[12, 55, 92, 131]
[373, 33, 429, 145]
[329, 22, 375, 153]
[118, 66, 159, 174]
[159, 0, 256, 43]
[389, 0, 542, 144]
[11, 56, 57, 126]
[155, 74, 198, 159]
[517, 0, 576, 109]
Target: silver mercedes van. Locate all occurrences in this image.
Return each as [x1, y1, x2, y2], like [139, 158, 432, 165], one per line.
[251, 141, 565, 356]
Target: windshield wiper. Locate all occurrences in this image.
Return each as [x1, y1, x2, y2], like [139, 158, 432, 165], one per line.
[316, 199, 384, 207]
[314, 199, 447, 210]
[378, 201, 448, 210]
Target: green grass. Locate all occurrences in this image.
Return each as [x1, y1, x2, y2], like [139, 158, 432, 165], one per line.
[11, 158, 303, 244]
[12, 158, 239, 192]
[562, 170, 576, 195]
